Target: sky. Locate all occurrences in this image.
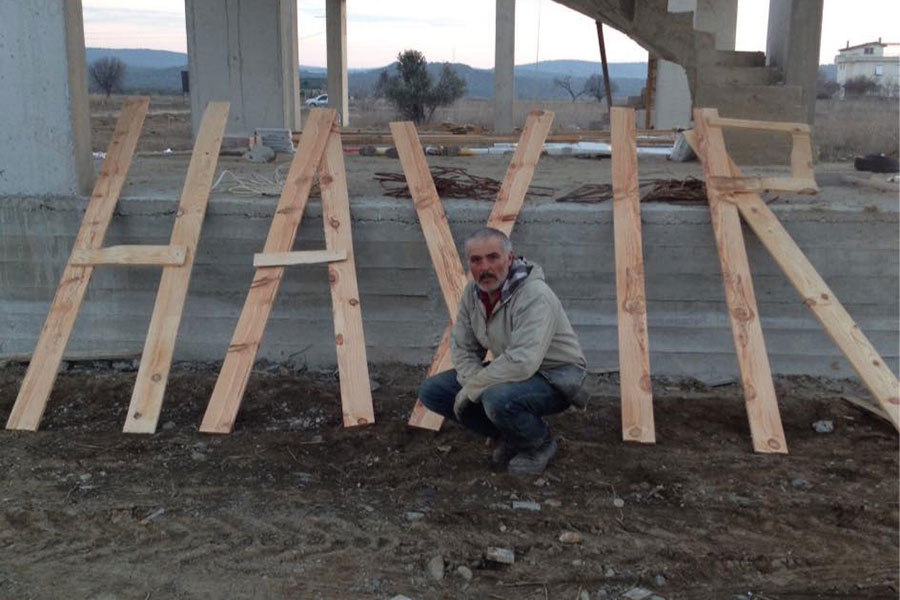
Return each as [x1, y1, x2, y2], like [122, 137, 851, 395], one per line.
[81, 0, 900, 69]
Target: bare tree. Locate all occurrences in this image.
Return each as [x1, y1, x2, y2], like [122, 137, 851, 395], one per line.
[582, 73, 618, 105]
[89, 57, 127, 99]
[553, 75, 584, 102]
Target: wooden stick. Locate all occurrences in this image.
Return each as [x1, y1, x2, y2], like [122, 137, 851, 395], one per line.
[610, 107, 655, 444]
[253, 249, 346, 268]
[69, 245, 187, 267]
[695, 108, 788, 454]
[200, 109, 337, 434]
[318, 129, 375, 427]
[124, 101, 230, 434]
[685, 127, 899, 431]
[399, 111, 555, 430]
[706, 116, 811, 134]
[7, 97, 149, 431]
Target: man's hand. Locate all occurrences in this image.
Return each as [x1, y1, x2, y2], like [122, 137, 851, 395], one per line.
[453, 388, 473, 421]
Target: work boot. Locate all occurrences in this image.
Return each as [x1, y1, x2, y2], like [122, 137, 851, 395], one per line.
[507, 437, 557, 475]
[490, 439, 519, 467]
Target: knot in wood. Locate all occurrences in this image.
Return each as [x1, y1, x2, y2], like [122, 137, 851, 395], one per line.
[328, 270, 338, 284]
[639, 375, 652, 393]
[743, 382, 757, 401]
[888, 397, 900, 405]
[320, 174, 334, 186]
[731, 306, 754, 322]
[357, 417, 369, 425]
[133, 411, 142, 419]
[329, 217, 340, 229]
[348, 298, 359, 306]
[335, 333, 344, 345]
[628, 426, 643, 438]
[151, 373, 162, 382]
[767, 438, 782, 450]
[623, 299, 645, 314]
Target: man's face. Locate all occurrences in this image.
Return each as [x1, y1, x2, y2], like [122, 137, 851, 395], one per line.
[466, 237, 513, 294]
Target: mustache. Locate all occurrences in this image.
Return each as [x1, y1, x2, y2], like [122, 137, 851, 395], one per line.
[479, 274, 497, 281]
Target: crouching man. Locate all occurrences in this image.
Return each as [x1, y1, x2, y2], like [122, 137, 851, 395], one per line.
[419, 227, 587, 474]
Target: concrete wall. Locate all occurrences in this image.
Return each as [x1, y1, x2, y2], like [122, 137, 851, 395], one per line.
[766, 0, 823, 124]
[185, 0, 300, 138]
[0, 0, 93, 196]
[2, 196, 897, 384]
[653, 60, 692, 130]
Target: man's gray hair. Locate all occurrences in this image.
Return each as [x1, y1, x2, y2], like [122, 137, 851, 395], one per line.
[465, 227, 513, 254]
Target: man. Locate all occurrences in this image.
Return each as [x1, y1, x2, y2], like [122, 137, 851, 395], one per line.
[418, 227, 587, 474]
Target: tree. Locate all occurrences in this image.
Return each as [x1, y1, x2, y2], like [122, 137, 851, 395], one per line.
[89, 57, 126, 99]
[582, 73, 618, 105]
[843, 75, 878, 98]
[553, 75, 584, 102]
[382, 50, 467, 123]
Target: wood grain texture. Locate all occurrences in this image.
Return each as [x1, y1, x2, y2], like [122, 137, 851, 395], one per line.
[610, 107, 655, 444]
[489, 110, 555, 236]
[707, 116, 810, 134]
[399, 112, 555, 430]
[708, 176, 818, 195]
[200, 109, 336, 434]
[253, 249, 346, 267]
[7, 97, 150, 431]
[124, 101, 229, 433]
[389, 121, 468, 319]
[69, 245, 187, 267]
[686, 125, 899, 431]
[318, 130, 375, 427]
[695, 108, 788, 454]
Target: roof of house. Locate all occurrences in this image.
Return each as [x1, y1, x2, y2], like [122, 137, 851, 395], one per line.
[839, 41, 900, 52]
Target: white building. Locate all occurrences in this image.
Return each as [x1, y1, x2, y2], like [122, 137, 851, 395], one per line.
[835, 39, 900, 97]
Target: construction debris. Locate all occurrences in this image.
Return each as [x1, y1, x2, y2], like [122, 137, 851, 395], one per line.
[375, 166, 555, 201]
[555, 177, 708, 204]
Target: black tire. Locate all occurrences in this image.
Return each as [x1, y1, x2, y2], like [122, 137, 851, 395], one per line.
[854, 153, 900, 173]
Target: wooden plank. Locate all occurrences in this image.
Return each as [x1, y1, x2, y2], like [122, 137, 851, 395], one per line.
[403, 111, 555, 430]
[69, 245, 187, 267]
[124, 102, 230, 433]
[708, 176, 818, 195]
[389, 121, 468, 319]
[199, 109, 337, 434]
[695, 108, 788, 454]
[707, 116, 810, 134]
[686, 125, 899, 430]
[6, 96, 150, 431]
[841, 395, 892, 424]
[790, 132, 815, 181]
[318, 130, 375, 427]
[610, 107, 655, 444]
[488, 110, 555, 236]
[253, 249, 346, 268]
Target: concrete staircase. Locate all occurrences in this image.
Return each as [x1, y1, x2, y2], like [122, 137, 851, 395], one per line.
[554, 0, 808, 162]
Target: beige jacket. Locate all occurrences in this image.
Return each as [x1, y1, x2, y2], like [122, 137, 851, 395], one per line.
[451, 260, 586, 401]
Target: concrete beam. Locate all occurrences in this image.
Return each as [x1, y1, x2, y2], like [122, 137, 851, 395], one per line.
[493, 0, 515, 133]
[326, 0, 349, 127]
[766, 0, 823, 124]
[693, 0, 737, 51]
[0, 0, 93, 196]
[185, 0, 300, 138]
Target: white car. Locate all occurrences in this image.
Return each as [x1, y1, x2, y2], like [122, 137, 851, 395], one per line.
[305, 94, 328, 107]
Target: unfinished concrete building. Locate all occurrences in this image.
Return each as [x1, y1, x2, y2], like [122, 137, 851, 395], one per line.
[0, 1, 896, 391]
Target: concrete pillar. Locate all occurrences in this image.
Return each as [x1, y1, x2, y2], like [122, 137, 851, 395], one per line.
[493, 0, 515, 133]
[326, 0, 349, 127]
[185, 0, 300, 138]
[0, 0, 92, 196]
[766, 0, 823, 123]
[693, 0, 737, 51]
[653, 61, 693, 129]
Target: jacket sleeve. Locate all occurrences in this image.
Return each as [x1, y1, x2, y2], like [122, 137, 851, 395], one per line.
[450, 291, 487, 385]
[460, 288, 557, 400]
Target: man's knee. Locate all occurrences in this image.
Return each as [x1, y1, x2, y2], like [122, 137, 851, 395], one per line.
[480, 384, 516, 423]
[418, 373, 456, 414]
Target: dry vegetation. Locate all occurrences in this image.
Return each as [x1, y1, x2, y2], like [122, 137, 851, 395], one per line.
[814, 97, 900, 161]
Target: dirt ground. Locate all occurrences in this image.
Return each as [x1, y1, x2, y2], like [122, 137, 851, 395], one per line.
[0, 362, 897, 600]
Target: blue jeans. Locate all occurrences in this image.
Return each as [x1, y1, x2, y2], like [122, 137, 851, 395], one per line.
[418, 369, 571, 451]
